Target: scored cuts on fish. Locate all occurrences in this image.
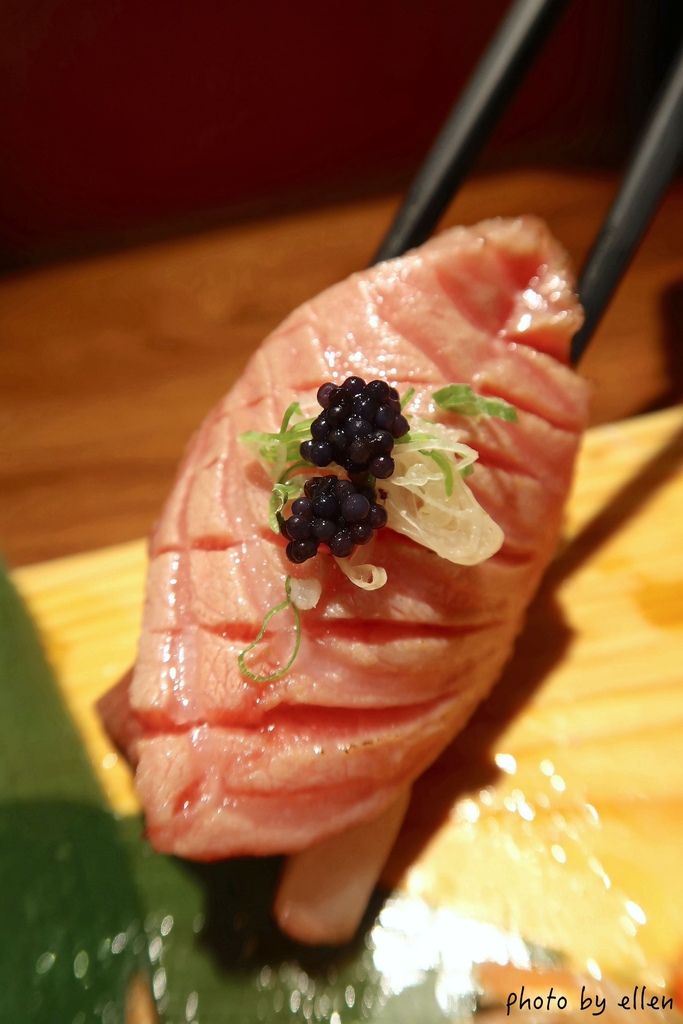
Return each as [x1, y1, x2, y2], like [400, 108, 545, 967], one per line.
[100, 215, 588, 943]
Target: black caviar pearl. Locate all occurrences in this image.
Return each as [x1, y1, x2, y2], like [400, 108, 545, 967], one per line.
[341, 493, 371, 523]
[298, 538, 319, 560]
[326, 403, 348, 428]
[304, 476, 328, 499]
[351, 522, 373, 545]
[374, 403, 395, 430]
[310, 415, 329, 440]
[286, 515, 313, 541]
[286, 538, 318, 563]
[329, 387, 348, 406]
[345, 416, 372, 439]
[316, 382, 336, 408]
[291, 496, 313, 518]
[342, 376, 366, 395]
[307, 441, 333, 467]
[352, 395, 378, 420]
[369, 504, 388, 529]
[312, 518, 337, 543]
[347, 437, 371, 465]
[300, 439, 314, 462]
[334, 479, 355, 499]
[370, 455, 395, 479]
[366, 379, 390, 400]
[392, 414, 410, 438]
[328, 428, 347, 450]
[312, 491, 339, 518]
[330, 530, 354, 557]
[368, 429, 394, 454]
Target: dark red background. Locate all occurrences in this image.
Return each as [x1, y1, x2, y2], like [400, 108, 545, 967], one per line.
[0, 0, 673, 266]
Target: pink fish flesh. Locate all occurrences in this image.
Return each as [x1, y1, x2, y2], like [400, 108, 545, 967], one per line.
[100, 216, 588, 860]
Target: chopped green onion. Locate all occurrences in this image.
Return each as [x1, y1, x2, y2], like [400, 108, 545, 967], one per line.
[269, 476, 307, 532]
[396, 429, 442, 447]
[433, 384, 517, 422]
[239, 404, 314, 466]
[421, 449, 455, 497]
[280, 400, 303, 433]
[278, 460, 311, 484]
[400, 386, 415, 409]
[237, 577, 301, 683]
[268, 484, 291, 533]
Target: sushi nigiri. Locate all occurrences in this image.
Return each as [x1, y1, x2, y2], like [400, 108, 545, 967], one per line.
[100, 215, 588, 942]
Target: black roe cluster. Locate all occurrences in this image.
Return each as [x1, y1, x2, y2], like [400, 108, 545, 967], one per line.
[300, 376, 409, 480]
[282, 475, 388, 564]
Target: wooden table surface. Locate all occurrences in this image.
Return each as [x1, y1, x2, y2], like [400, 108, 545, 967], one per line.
[4, 169, 683, 993]
[2, 167, 683, 568]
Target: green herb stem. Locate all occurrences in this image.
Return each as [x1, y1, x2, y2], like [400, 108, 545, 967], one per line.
[237, 577, 301, 683]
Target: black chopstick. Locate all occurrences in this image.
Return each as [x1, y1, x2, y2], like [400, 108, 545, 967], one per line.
[571, 38, 683, 365]
[372, 0, 569, 264]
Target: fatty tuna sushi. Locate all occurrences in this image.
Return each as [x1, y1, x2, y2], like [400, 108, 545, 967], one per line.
[100, 215, 588, 936]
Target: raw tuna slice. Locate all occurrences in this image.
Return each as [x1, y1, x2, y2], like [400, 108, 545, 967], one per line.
[100, 216, 588, 865]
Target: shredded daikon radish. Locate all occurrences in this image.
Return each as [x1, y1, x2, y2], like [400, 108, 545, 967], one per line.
[384, 420, 504, 565]
[334, 551, 387, 591]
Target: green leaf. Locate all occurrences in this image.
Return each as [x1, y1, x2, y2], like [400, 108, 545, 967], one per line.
[0, 802, 147, 1024]
[0, 566, 102, 805]
[433, 384, 518, 422]
[117, 816, 402, 1023]
[120, 814, 522, 1024]
[0, 565, 147, 1023]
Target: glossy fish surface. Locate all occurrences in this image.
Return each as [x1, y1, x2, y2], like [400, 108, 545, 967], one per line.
[100, 217, 588, 859]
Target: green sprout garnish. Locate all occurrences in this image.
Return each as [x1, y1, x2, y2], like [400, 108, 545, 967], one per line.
[394, 426, 475, 487]
[237, 576, 301, 683]
[267, 461, 314, 532]
[395, 384, 517, 492]
[240, 403, 315, 533]
[421, 449, 455, 497]
[400, 386, 415, 409]
[433, 384, 518, 422]
[239, 401, 314, 465]
[268, 484, 293, 533]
